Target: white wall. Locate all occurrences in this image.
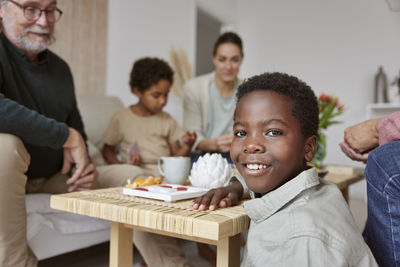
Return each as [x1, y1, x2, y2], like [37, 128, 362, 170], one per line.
[106, 0, 400, 166]
[106, 0, 196, 125]
[236, 0, 400, 166]
[104, 0, 399, 229]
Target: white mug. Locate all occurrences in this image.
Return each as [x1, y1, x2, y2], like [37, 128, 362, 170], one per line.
[157, 156, 190, 184]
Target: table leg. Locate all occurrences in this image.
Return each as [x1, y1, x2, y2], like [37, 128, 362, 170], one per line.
[110, 222, 133, 267]
[216, 234, 241, 267]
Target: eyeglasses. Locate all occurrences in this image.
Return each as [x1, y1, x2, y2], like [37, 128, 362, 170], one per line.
[7, 0, 63, 23]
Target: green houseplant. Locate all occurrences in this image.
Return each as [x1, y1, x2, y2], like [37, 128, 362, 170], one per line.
[311, 93, 345, 168]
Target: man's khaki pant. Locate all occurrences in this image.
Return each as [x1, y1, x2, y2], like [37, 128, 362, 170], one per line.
[0, 134, 192, 267]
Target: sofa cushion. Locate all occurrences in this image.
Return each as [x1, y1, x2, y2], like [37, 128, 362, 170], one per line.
[26, 194, 109, 241]
[87, 140, 106, 166]
[77, 94, 125, 149]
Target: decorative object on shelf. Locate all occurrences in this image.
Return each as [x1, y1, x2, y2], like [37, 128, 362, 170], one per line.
[374, 66, 389, 103]
[311, 94, 344, 168]
[388, 70, 400, 103]
[386, 0, 400, 11]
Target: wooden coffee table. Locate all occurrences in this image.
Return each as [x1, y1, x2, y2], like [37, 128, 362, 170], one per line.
[50, 187, 250, 267]
[324, 165, 365, 202]
[50, 166, 363, 266]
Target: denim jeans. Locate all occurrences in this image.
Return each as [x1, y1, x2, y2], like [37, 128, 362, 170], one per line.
[363, 141, 400, 267]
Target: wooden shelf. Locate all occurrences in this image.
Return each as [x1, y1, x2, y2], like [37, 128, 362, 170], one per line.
[366, 103, 400, 119]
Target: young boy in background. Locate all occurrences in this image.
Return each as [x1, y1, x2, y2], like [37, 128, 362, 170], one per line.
[102, 57, 197, 266]
[102, 57, 196, 176]
[193, 72, 377, 266]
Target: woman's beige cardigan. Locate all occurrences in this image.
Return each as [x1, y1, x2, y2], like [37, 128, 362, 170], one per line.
[183, 72, 242, 151]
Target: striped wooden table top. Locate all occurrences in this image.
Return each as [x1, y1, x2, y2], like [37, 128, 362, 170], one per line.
[51, 187, 250, 241]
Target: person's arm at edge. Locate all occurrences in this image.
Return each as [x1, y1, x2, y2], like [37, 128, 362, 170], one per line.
[339, 111, 400, 162]
[378, 111, 400, 145]
[0, 93, 69, 148]
[343, 118, 380, 154]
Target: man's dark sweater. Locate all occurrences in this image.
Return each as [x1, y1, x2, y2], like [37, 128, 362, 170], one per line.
[0, 34, 87, 179]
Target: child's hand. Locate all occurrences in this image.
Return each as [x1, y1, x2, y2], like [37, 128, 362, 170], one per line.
[182, 131, 196, 147]
[129, 153, 141, 166]
[192, 184, 242, 211]
[128, 141, 141, 165]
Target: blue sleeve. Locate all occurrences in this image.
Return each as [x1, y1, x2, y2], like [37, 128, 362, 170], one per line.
[0, 93, 69, 149]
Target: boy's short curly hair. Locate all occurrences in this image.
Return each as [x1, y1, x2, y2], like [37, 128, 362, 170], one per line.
[129, 57, 174, 93]
[236, 72, 319, 138]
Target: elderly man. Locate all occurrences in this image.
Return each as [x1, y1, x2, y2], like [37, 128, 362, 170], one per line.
[340, 112, 400, 267]
[0, 0, 143, 266]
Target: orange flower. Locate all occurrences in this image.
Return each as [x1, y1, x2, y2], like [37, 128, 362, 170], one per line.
[326, 95, 331, 102]
[318, 93, 344, 129]
[313, 93, 344, 168]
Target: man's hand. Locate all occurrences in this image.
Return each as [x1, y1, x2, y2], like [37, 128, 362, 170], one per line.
[62, 127, 92, 190]
[343, 118, 381, 154]
[339, 142, 369, 163]
[192, 182, 243, 211]
[215, 134, 233, 153]
[67, 163, 98, 191]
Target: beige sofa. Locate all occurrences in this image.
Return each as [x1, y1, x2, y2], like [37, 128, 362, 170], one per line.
[28, 94, 129, 260]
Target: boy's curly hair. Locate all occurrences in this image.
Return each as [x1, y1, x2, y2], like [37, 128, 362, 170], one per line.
[129, 57, 174, 93]
[236, 72, 319, 138]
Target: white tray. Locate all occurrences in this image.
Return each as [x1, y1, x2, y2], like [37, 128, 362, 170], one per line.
[122, 184, 208, 202]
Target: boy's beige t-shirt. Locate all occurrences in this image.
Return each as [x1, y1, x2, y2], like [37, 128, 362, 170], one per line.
[103, 107, 184, 176]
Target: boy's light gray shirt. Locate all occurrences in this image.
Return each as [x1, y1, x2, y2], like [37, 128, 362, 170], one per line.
[235, 168, 377, 267]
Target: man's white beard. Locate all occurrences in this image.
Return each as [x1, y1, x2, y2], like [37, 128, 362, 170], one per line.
[2, 19, 55, 54]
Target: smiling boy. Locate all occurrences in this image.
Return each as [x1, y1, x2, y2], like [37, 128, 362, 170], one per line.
[193, 72, 377, 266]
